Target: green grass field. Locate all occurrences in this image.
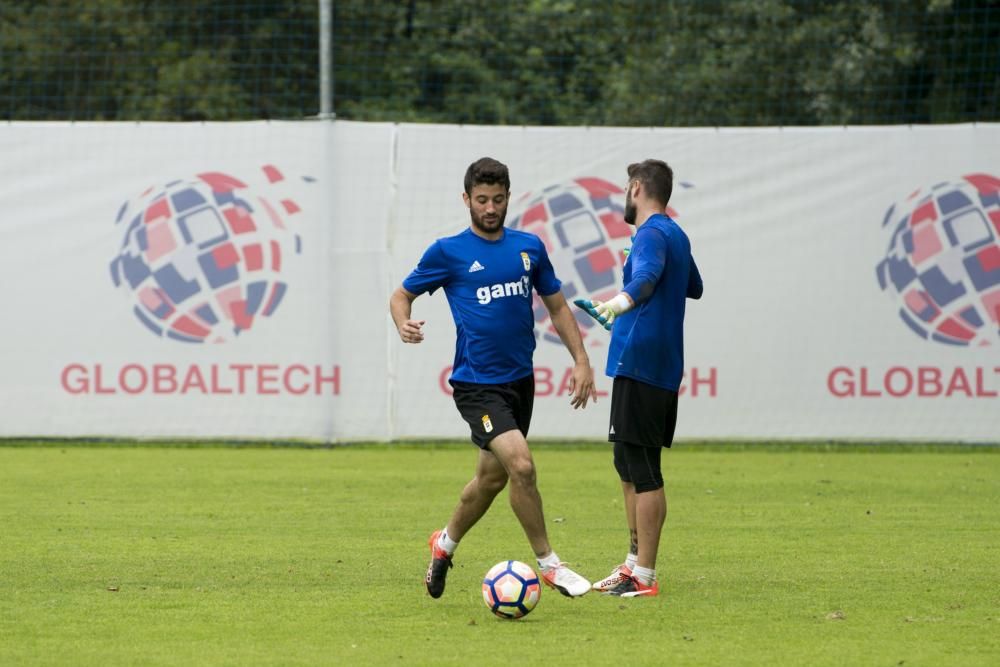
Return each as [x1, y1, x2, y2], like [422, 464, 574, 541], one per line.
[2, 442, 998, 666]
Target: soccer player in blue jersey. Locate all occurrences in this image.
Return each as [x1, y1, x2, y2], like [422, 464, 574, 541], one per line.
[389, 157, 598, 599]
[578, 159, 703, 597]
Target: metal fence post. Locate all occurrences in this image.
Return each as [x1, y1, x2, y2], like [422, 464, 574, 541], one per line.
[319, 0, 334, 119]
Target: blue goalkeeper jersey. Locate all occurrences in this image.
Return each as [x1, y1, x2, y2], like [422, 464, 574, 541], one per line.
[403, 227, 561, 384]
[607, 214, 703, 391]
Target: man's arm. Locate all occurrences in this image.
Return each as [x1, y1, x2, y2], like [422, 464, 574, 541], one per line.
[540, 291, 597, 409]
[573, 228, 667, 328]
[687, 256, 704, 299]
[622, 228, 668, 305]
[389, 286, 426, 344]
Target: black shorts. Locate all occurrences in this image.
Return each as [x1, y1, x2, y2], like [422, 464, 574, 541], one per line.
[608, 375, 678, 449]
[450, 375, 534, 449]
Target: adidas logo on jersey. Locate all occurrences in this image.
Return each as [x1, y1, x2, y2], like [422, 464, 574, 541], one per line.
[468, 260, 485, 273]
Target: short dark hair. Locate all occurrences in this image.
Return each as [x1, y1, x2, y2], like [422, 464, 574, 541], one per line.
[464, 157, 510, 194]
[627, 159, 673, 206]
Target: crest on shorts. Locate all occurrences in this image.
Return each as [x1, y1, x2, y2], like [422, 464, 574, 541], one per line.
[520, 251, 531, 271]
[482, 414, 494, 433]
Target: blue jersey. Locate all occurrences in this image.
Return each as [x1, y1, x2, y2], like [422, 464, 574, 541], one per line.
[607, 214, 703, 391]
[403, 227, 561, 384]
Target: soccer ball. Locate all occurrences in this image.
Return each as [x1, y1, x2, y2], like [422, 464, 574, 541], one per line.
[481, 560, 541, 619]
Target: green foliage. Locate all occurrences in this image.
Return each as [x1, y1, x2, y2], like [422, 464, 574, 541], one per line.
[0, 0, 317, 120]
[1, 0, 998, 124]
[1, 444, 999, 665]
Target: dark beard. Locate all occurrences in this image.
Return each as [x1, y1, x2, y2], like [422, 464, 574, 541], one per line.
[623, 201, 637, 225]
[624, 186, 638, 225]
[471, 209, 506, 234]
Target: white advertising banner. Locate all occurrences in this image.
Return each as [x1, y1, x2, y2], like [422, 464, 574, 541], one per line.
[0, 121, 394, 441]
[0, 121, 997, 442]
[389, 123, 1000, 443]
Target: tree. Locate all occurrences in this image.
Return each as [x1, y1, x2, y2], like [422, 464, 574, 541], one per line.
[1, 0, 997, 125]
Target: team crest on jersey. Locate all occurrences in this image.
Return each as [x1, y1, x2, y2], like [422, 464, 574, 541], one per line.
[482, 414, 494, 433]
[520, 251, 531, 271]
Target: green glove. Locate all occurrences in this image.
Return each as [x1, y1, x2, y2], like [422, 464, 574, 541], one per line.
[573, 299, 615, 331]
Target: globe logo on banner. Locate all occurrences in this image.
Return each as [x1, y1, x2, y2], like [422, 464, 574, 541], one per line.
[109, 166, 309, 343]
[875, 173, 1000, 346]
[508, 177, 681, 346]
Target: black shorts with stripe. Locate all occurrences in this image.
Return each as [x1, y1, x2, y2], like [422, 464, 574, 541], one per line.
[450, 374, 534, 449]
[608, 375, 678, 448]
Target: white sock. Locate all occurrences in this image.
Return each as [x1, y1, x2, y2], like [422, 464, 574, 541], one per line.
[632, 564, 655, 586]
[537, 551, 561, 571]
[625, 553, 638, 571]
[437, 528, 459, 555]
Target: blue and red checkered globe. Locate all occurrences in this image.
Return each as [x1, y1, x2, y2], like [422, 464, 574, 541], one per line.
[110, 167, 304, 343]
[876, 173, 1000, 346]
[508, 177, 634, 346]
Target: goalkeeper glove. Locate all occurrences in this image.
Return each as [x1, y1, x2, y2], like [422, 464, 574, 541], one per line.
[573, 294, 633, 331]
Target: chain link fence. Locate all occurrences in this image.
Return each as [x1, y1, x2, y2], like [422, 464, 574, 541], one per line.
[2, 1, 998, 125]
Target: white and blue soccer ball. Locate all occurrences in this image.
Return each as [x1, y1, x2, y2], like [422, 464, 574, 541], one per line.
[481, 560, 541, 619]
